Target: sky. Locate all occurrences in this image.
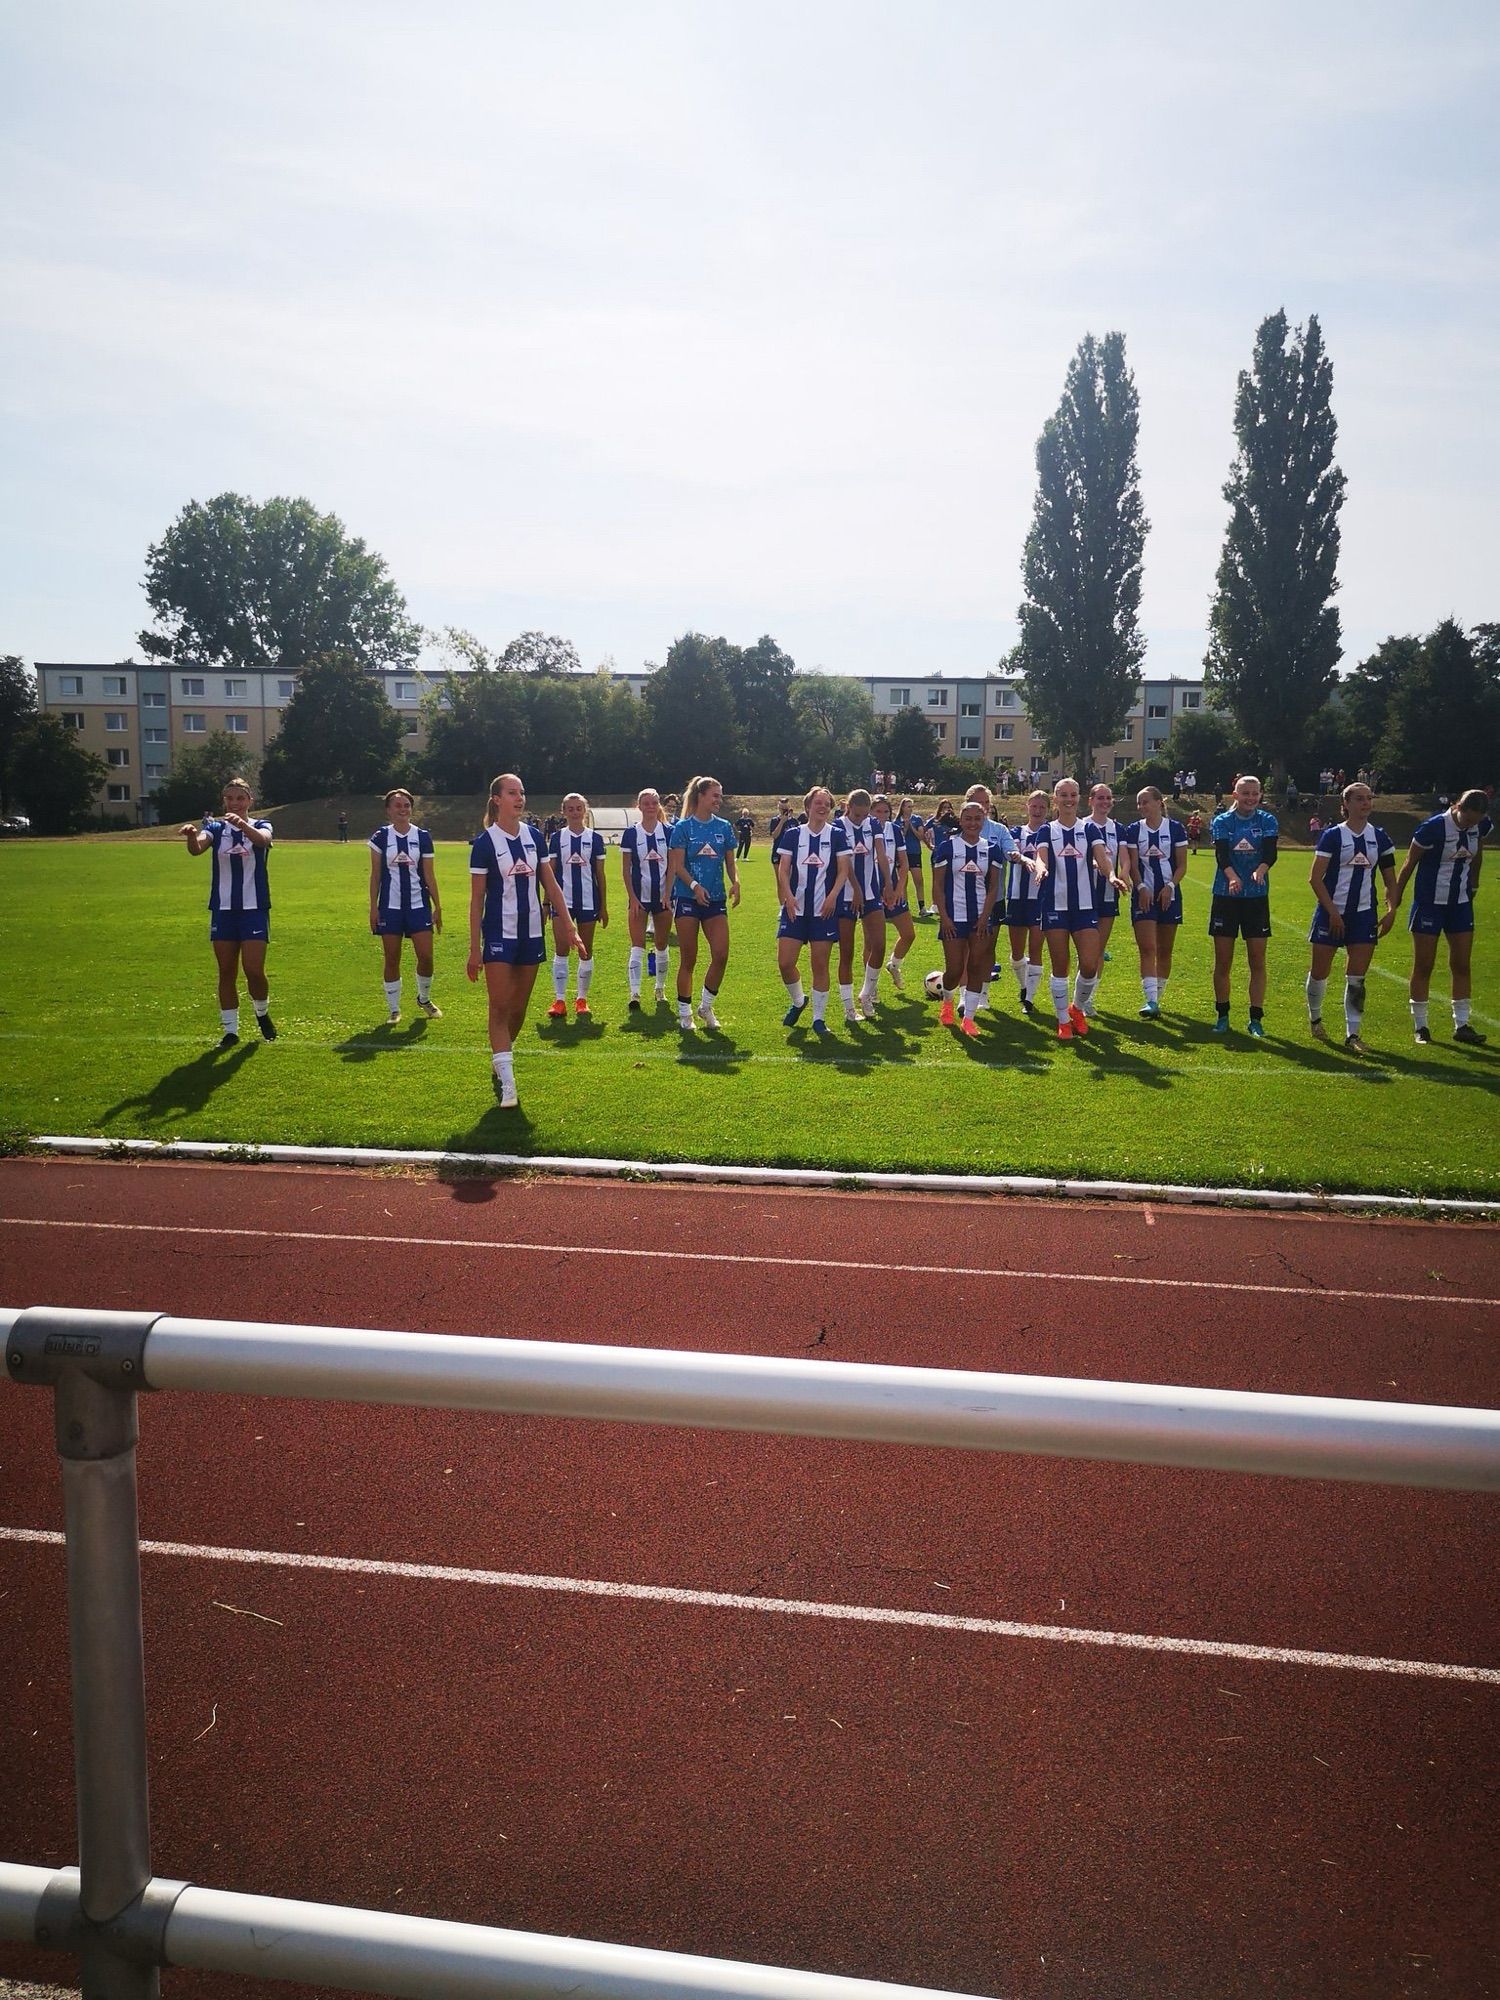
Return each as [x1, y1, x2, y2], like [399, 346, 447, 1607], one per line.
[3, 0, 1497, 682]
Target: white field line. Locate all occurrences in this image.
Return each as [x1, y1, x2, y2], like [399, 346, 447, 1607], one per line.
[1, 1526, 1493, 1687]
[4, 1213, 1498, 1308]
[1367, 964, 1500, 1028]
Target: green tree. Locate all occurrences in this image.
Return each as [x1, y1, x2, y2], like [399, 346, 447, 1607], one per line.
[645, 635, 744, 790]
[151, 731, 259, 824]
[421, 670, 533, 792]
[578, 671, 649, 792]
[524, 676, 590, 797]
[259, 652, 403, 801]
[12, 714, 107, 834]
[1205, 312, 1346, 788]
[1338, 634, 1420, 774]
[499, 630, 582, 676]
[723, 635, 800, 788]
[140, 494, 419, 672]
[0, 654, 38, 818]
[790, 675, 877, 789]
[871, 705, 941, 783]
[1376, 620, 1500, 790]
[1159, 707, 1252, 795]
[1017, 331, 1148, 776]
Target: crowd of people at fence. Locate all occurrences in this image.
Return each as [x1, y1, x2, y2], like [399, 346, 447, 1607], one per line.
[180, 771, 1490, 1109]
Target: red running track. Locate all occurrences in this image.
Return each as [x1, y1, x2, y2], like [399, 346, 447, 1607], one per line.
[0, 1158, 1497, 2000]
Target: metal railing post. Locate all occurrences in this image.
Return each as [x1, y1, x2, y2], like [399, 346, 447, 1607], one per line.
[7, 1308, 167, 1998]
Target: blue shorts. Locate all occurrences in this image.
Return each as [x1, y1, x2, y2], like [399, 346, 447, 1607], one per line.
[986, 903, 1006, 932]
[375, 907, 433, 935]
[674, 897, 727, 922]
[942, 917, 980, 940]
[1096, 888, 1119, 916]
[1132, 892, 1183, 927]
[905, 846, 924, 869]
[210, 910, 269, 943]
[1310, 908, 1379, 947]
[778, 910, 840, 944]
[887, 896, 910, 919]
[1409, 903, 1473, 936]
[1007, 897, 1040, 930]
[1042, 907, 1099, 932]
[566, 903, 601, 927]
[635, 896, 668, 916]
[838, 899, 887, 926]
[482, 934, 545, 966]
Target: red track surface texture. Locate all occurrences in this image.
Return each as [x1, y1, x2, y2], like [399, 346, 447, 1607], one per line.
[1, 1159, 1497, 2000]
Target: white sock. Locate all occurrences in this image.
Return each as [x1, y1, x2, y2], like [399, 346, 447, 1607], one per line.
[1157, 976, 1169, 1004]
[251, 996, 270, 1018]
[1411, 998, 1429, 1028]
[1025, 962, 1044, 1003]
[1306, 974, 1328, 1021]
[701, 983, 717, 1010]
[383, 979, 402, 1012]
[679, 996, 693, 1021]
[1454, 997, 1471, 1027]
[552, 955, 569, 1001]
[839, 982, 854, 1010]
[220, 1007, 238, 1034]
[962, 987, 981, 1020]
[943, 985, 959, 1006]
[812, 987, 828, 1022]
[416, 973, 432, 1003]
[492, 1050, 514, 1087]
[1344, 978, 1365, 1036]
[861, 966, 879, 1004]
[1010, 955, 1027, 991]
[577, 956, 594, 1000]
[1142, 976, 1159, 1005]
[784, 977, 806, 1006]
[1050, 975, 1070, 1022]
[628, 947, 644, 997]
[657, 947, 670, 989]
[1074, 973, 1099, 1014]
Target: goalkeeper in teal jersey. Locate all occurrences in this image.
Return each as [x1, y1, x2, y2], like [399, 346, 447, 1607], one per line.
[1208, 774, 1279, 1036]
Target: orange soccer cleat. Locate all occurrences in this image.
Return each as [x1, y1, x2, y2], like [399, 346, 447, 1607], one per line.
[547, 999, 567, 1019]
[960, 1016, 980, 1038]
[1057, 1020, 1074, 1040]
[575, 998, 591, 1017]
[1067, 1004, 1090, 1036]
[938, 998, 956, 1027]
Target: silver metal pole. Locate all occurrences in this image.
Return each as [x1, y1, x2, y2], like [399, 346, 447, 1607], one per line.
[134, 1316, 1500, 1491]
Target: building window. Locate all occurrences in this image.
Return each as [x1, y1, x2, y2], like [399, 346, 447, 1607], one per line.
[393, 681, 416, 702]
[932, 721, 948, 741]
[105, 712, 127, 732]
[104, 675, 128, 697]
[225, 714, 249, 734]
[1122, 722, 1134, 738]
[1114, 756, 1129, 775]
[403, 717, 420, 734]
[887, 688, 911, 707]
[277, 678, 295, 700]
[1179, 691, 1201, 709]
[1147, 702, 1168, 719]
[1147, 736, 1167, 752]
[144, 726, 167, 744]
[959, 733, 980, 753]
[926, 688, 949, 708]
[960, 700, 981, 718]
[142, 690, 166, 708]
[59, 674, 83, 696]
[994, 722, 1014, 741]
[181, 677, 205, 698]
[998, 688, 1017, 707]
[145, 763, 166, 779]
[182, 713, 206, 734]
[61, 711, 84, 729]
[223, 678, 247, 698]
[107, 784, 131, 803]
[107, 748, 130, 767]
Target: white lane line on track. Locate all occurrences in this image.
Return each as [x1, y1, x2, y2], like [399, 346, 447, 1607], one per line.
[2, 1526, 1494, 1686]
[4, 1215, 1496, 1309]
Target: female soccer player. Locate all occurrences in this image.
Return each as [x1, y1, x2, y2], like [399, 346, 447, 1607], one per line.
[620, 788, 673, 1009]
[895, 798, 930, 918]
[467, 773, 576, 1106]
[666, 774, 740, 1030]
[1084, 784, 1126, 976]
[1305, 783, 1397, 1053]
[1005, 789, 1050, 1015]
[1209, 774, 1279, 1036]
[368, 788, 442, 1022]
[873, 795, 917, 988]
[1392, 787, 1492, 1045]
[1124, 787, 1188, 1017]
[776, 787, 850, 1036]
[834, 787, 891, 1022]
[1031, 778, 1123, 1040]
[546, 793, 608, 1018]
[932, 799, 1002, 1036]
[961, 783, 1018, 1013]
[180, 777, 277, 1048]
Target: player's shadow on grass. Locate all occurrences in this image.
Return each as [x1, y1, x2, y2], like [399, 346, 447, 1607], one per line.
[1065, 1028, 1173, 1089]
[674, 1025, 752, 1074]
[617, 1003, 683, 1042]
[442, 1103, 538, 1152]
[98, 1041, 256, 1126]
[333, 1018, 430, 1063]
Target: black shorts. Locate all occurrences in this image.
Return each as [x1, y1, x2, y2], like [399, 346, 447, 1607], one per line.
[1209, 894, 1271, 940]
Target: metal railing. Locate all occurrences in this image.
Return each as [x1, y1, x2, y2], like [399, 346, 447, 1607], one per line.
[3, 1302, 1497, 1999]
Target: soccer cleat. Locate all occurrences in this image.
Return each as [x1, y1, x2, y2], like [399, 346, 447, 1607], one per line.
[1057, 1020, 1074, 1041]
[387, 1008, 401, 1024]
[886, 956, 904, 989]
[1413, 1024, 1432, 1044]
[678, 1012, 694, 1033]
[1454, 1022, 1488, 1045]
[782, 999, 808, 1027]
[255, 1013, 277, 1041]
[1212, 1015, 1230, 1035]
[1021, 998, 1036, 1017]
[843, 1004, 859, 1026]
[925, 906, 939, 918]
[547, 999, 567, 1019]
[862, 995, 878, 1019]
[1247, 1018, 1266, 1038]
[628, 997, 642, 1012]
[811, 1018, 831, 1038]
[938, 998, 956, 1027]
[574, 998, 590, 1017]
[1309, 1018, 1328, 1042]
[1067, 1004, 1089, 1036]
[654, 983, 668, 1002]
[1344, 1033, 1370, 1055]
[217, 1031, 239, 1050]
[697, 1002, 719, 1030]
[493, 1074, 518, 1109]
[1138, 1000, 1160, 1018]
[960, 1016, 980, 1038]
[1102, 950, 1113, 962]
[417, 999, 443, 1019]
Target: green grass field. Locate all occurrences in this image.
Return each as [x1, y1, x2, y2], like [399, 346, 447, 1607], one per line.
[2, 839, 1496, 1197]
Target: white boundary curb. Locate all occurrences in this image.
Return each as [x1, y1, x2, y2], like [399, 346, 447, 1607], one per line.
[26, 1135, 1500, 1219]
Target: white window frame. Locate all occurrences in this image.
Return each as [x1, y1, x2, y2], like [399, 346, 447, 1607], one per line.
[926, 687, 950, 709]
[1180, 691, 1202, 709]
[105, 712, 128, 732]
[145, 763, 166, 780]
[959, 733, 981, 753]
[59, 674, 84, 696]
[224, 678, 248, 698]
[106, 748, 130, 767]
[61, 711, 84, 730]
[1147, 703, 1168, 719]
[181, 713, 206, 734]
[143, 726, 168, 745]
[995, 722, 1014, 741]
[277, 678, 295, 700]
[180, 677, 205, 698]
[141, 690, 166, 709]
[106, 783, 131, 803]
[225, 714, 249, 734]
[960, 700, 981, 718]
[887, 688, 911, 708]
[393, 681, 416, 702]
[103, 675, 128, 697]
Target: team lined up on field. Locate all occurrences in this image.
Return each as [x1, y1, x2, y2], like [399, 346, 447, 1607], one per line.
[179, 771, 1489, 1109]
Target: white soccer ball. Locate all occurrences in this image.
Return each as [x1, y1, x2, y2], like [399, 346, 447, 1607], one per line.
[923, 969, 945, 1000]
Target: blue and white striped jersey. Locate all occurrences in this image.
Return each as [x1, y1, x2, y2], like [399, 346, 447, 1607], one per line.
[470, 824, 545, 943]
[1317, 823, 1394, 916]
[1038, 821, 1098, 915]
[934, 835, 999, 925]
[1411, 812, 1489, 911]
[781, 823, 849, 917]
[1007, 824, 1041, 905]
[837, 814, 886, 903]
[1124, 817, 1187, 899]
[620, 822, 671, 905]
[874, 819, 903, 889]
[369, 824, 434, 917]
[203, 818, 272, 914]
[549, 827, 606, 916]
[1083, 817, 1123, 880]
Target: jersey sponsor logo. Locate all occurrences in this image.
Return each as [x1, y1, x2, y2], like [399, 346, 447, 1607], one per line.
[696, 842, 716, 857]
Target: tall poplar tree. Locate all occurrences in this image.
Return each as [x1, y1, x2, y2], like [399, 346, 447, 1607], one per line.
[1205, 311, 1346, 788]
[1016, 332, 1147, 777]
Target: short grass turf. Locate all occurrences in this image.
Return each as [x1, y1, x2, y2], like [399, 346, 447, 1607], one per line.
[2, 840, 1496, 1198]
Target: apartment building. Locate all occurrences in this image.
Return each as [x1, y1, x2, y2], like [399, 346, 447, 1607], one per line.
[36, 662, 449, 820]
[863, 671, 1205, 776]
